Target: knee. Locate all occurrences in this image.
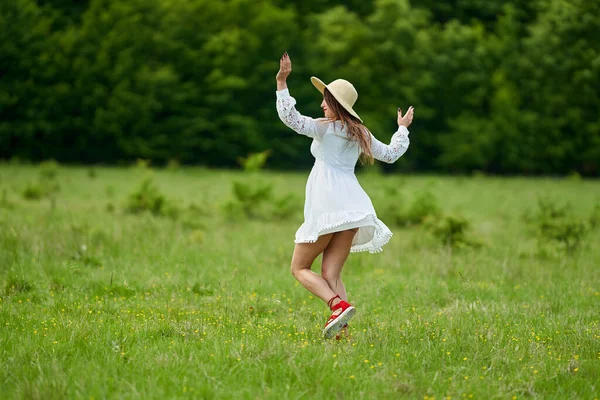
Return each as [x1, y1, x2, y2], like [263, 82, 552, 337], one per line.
[321, 269, 340, 283]
[290, 264, 297, 278]
[290, 262, 302, 279]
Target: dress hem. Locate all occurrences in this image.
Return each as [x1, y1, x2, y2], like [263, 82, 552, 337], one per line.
[294, 213, 393, 254]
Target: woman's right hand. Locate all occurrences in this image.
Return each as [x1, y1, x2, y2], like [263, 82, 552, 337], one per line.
[276, 52, 292, 82]
[398, 106, 414, 128]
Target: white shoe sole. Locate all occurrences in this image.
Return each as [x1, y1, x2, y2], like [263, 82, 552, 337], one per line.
[323, 306, 356, 339]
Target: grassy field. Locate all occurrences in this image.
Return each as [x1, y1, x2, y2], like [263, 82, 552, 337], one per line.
[1, 164, 599, 399]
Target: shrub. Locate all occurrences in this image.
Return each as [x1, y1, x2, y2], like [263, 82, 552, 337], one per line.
[406, 191, 442, 225]
[224, 181, 273, 219]
[22, 180, 59, 201]
[237, 150, 271, 172]
[22, 183, 44, 200]
[271, 193, 301, 220]
[527, 198, 589, 253]
[426, 214, 480, 248]
[125, 178, 179, 219]
[223, 179, 301, 221]
[21, 161, 61, 201]
[135, 158, 151, 169]
[4, 276, 34, 296]
[166, 159, 181, 171]
[39, 159, 59, 179]
[384, 190, 441, 227]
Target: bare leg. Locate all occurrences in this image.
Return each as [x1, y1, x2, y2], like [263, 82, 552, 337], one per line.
[291, 234, 339, 303]
[321, 229, 358, 302]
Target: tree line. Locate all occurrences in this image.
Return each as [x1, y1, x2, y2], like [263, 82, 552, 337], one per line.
[1, 0, 599, 175]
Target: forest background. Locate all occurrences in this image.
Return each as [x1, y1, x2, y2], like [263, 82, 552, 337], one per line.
[1, 0, 599, 175]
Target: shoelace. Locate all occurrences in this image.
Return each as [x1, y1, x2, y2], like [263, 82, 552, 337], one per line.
[327, 294, 342, 310]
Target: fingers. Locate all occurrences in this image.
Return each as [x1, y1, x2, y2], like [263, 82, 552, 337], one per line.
[405, 106, 414, 119]
[279, 52, 291, 71]
[397, 108, 403, 118]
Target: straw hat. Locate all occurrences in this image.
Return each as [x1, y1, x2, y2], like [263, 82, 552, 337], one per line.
[311, 77, 362, 122]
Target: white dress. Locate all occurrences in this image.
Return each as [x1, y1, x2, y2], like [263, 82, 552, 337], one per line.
[276, 88, 410, 253]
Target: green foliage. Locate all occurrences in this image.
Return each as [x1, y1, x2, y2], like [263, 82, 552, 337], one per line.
[191, 283, 213, 296]
[166, 159, 180, 171]
[1, 0, 598, 176]
[237, 150, 272, 172]
[125, 178, 179, 219]
[406, 191, 442, 225]
[425, 214, 480, 248]
[224, 181, 274, 220]
[224, 173, 299, 221]
[22, 183, 45, 200]
[526, 198, 590, 253]
[39, 160, 60, 179]
[1, 166, 600, 398]
[271, 193, 301, 220]
[21, 161, 61, 201]
[384, 189, 441, 227]
[4, 276, 34, 296]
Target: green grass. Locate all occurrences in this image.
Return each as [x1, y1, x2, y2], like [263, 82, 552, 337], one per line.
[1, 164, 599, 399]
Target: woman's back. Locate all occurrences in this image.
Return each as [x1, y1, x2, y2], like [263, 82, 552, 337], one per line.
[310, 122, 360, 170]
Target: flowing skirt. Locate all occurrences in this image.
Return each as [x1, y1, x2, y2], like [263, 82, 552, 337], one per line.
[295, 160, 393, 253]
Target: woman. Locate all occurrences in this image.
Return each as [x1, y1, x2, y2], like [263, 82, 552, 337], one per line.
[275, 52, 414, 339]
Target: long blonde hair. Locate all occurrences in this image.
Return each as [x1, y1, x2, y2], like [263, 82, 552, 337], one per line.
[324, 89, 373, 165]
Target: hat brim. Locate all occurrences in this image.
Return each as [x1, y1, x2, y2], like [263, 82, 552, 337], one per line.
[310, 76, 362, 123]
[310, 76, 327, 94]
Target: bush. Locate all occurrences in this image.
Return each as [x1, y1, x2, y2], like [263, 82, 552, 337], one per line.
[223, 179, 301, 221]
[384, 189, 441, 227]
[271, 193, 301, 220]
[4, 276, 34, 296]
[22, 180, 60, 201]
[224, 181, 273, 219]
[135, 159, 151, 169]
[526, 198, 589, 253]
[21, 161, 62, 201]
[407, 191, 442, 225]
[22, 183, 44, 200]
[237, 150, 272, 172]
[21, 161, 61, 201]
[39, 160, 60, 179]
[425, 214, 480, 248]
[166, 159, 181, 171]
[125, 178, 179, 219]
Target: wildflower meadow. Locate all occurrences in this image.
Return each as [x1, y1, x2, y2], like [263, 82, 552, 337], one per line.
[1, 163, 599, 399]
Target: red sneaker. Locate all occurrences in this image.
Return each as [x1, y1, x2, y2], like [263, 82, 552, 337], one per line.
[335, 324, 349, 341]
[323, 296, 355, 339]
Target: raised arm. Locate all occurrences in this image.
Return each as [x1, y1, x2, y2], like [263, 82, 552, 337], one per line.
[370, 106, 414, 164]
[276, 89, 328, 139]
[371, 126, 410, 163]
[275, 52, 328, 139]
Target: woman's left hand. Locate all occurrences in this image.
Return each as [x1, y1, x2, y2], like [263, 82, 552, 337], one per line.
[398, 106, 414, 128]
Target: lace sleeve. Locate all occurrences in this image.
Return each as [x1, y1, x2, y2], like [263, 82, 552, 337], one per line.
[276, 89, 328, 139]
[370, 126, 410, 163]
